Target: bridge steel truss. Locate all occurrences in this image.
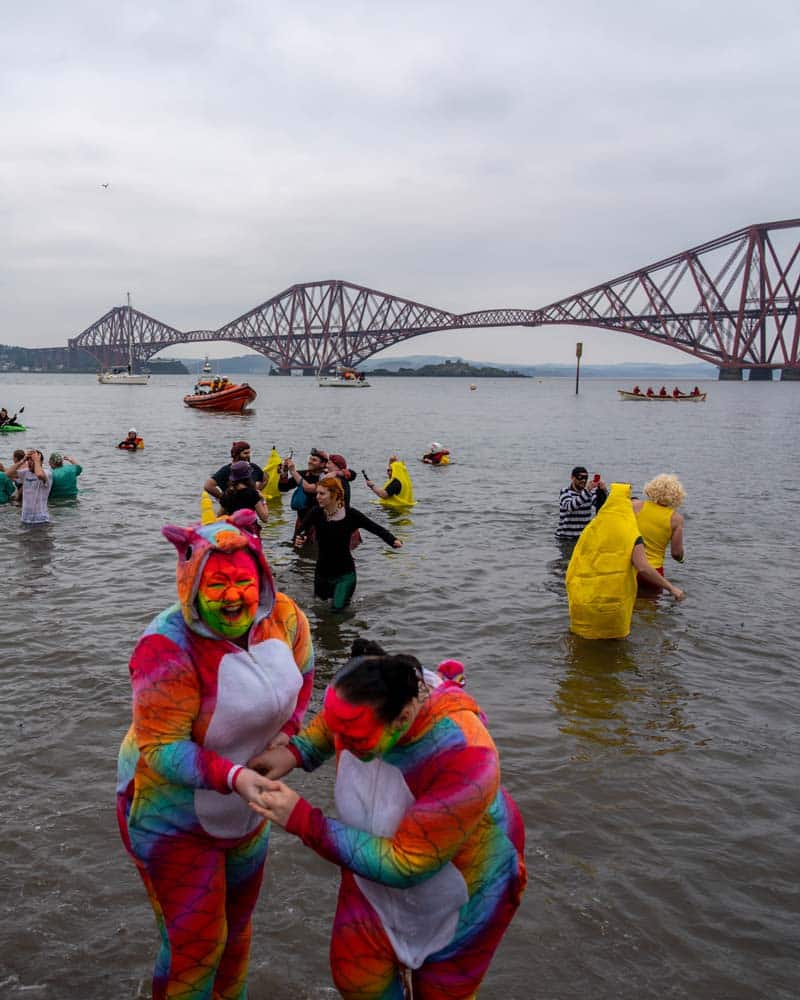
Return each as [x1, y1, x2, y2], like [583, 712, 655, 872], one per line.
[68, 220, 800, 377]
[468, 218, 799, 378]
[215, 281, 462, 373]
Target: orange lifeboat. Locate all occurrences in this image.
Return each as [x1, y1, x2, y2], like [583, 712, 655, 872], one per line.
[183, 377, 257, 413]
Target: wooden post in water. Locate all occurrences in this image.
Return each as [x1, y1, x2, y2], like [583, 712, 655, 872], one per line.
[575, 341, 583, 395]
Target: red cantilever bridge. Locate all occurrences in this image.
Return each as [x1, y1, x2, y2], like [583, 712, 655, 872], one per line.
[69, 219, 800, 380]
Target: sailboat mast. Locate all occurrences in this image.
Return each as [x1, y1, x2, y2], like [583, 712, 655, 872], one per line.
[127, 291, 133, 372]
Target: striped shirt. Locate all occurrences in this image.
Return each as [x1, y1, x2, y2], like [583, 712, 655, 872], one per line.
[556, 485, 605, 538]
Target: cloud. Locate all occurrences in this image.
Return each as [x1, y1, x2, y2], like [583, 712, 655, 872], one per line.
[1, 0, 798, 363]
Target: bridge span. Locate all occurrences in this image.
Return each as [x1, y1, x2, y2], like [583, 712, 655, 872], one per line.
[68, 219, 800, 380]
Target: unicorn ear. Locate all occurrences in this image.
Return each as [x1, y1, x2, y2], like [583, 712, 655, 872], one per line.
[162, 524, 193, 554]
[229, 509, 257, 530]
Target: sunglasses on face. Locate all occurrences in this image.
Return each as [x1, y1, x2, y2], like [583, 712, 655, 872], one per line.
[575, 474, 588, 481]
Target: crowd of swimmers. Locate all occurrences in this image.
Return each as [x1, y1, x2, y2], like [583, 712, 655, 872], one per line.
[111, 429, 531, 1000]
[4, 419, 689, 996]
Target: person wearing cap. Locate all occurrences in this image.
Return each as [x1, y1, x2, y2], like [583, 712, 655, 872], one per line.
[116, 510, 314, 999]
[555, 465, 607, 551]
[218, 460, 269, 527]
[48, 453, 83, 500]
[204, 441, 265, 501]
[278, 447, 329, 539]
[421, 441, 450, 465]
[117, 429, 144, 451]
[325, 453, 357, 505]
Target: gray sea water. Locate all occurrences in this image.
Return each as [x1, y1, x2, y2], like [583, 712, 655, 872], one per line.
[0, 372, 798, 999]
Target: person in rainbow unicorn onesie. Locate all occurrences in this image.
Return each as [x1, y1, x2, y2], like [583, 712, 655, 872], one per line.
[116, 509, 314, 1000]
[247, 648, 526, 999]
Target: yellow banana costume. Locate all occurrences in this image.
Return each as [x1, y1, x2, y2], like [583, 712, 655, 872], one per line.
[379, 460, 416, 508]
[565, 483, 640, 639]
[261, 447, 283, 500]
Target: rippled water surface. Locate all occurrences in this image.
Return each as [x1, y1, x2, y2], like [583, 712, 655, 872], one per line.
[1, 373, 798, 999]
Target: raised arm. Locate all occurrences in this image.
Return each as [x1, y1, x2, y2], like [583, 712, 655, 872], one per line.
[560, 488, 591, 513]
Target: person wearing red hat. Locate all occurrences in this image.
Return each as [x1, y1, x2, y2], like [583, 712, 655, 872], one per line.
[326, 453, 357, 505]
[204, 441, 264, 501]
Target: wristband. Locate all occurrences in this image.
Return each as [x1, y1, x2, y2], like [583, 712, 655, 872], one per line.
[227, 764, 245, 791]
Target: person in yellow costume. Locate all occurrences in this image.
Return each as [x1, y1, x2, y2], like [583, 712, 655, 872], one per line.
[566, 483, 685, 639]
[260, 447, 284, 501]
[364, 455, 416, 508]
[631, 474, 685, 591]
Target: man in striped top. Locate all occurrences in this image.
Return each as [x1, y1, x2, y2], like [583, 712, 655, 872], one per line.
[556, 466, 607, 549]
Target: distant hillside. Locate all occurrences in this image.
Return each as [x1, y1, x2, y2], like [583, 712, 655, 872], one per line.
[370, 359, 527, 377]
[359, 355, 717, 378]
[162, 353, 717, 378]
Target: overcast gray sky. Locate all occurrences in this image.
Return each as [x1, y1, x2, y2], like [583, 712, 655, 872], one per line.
[3, 0, 798, 364]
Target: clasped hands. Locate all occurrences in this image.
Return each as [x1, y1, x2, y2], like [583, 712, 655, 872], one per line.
[232, 737, 300, 828]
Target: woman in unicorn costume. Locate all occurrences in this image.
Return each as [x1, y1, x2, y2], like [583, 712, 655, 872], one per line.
[117, 509, 314, 999]
[248, 651, 526, 999]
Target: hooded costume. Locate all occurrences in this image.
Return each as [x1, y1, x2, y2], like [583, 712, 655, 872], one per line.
[565, 482, 641, 639]
[284, 682, 526, 998]
[117, 509, 313, 1000]
[379, 459, 416, 508]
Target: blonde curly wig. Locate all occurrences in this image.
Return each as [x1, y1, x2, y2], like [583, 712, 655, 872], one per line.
[643, 473, 685, 508]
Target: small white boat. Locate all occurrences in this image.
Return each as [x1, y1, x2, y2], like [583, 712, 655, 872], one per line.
[201, 356, 213, 376]
[318, 368, 370, 388]
[98, 292, 150, 385]
[98, 368, 150, 385]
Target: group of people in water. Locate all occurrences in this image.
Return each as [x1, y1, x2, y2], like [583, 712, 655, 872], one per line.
[201, 442, 416, 612]
[557, 465, 687, 639]
[3, 412, 688, 997]
[116, 433, 527, 1000]
[0, 448, 83, 521]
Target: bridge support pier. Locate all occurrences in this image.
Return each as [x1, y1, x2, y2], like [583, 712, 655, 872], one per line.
[780, 367, 800, 381]
[718, 367, 743, 381]
[747, 368, 773, 381]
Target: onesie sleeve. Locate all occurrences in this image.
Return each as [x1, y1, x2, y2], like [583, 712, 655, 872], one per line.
[285, 742, 499, 887]
[129, 634, 235, 793]
[289, 710, 335, 770]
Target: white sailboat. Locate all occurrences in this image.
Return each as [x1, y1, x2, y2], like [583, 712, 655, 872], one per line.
[98, 293, 150, 385]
